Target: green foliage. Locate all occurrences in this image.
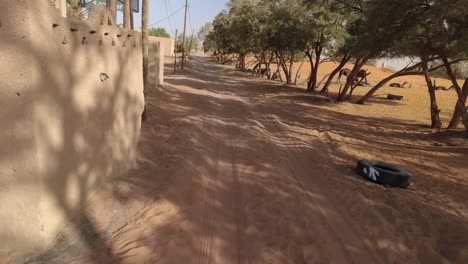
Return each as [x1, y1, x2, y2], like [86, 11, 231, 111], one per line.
[206, 11, 234, 55]
[149, 28, 171, 38]
[207, 0, 467, 80]
[67, 0, 81, 11]
[198, 22, 213, 43]
[176, 34, 200, 53]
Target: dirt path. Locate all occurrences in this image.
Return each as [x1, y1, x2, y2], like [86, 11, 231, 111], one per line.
[11, 54, 468, 264]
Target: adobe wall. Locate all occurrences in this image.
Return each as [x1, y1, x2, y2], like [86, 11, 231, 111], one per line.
[0, 1, 144, 252]
[149, 36, 174, 56]
[149, 40, 164, 87]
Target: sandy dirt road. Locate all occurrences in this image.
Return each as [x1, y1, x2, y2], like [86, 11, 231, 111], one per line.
[9, 54, 468, 264]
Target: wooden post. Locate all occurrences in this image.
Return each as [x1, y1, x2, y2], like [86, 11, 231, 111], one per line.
[130, 0, 134, 29]
[123, 0, 131, 29]
[141, 0, 149, 122]
[181, 0, 188, 70]
[106, 0, 117, 24]
[142, 0, 149, 87]
[174, 29, 178, 73]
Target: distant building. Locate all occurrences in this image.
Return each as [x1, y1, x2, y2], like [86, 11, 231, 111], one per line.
[375, 57, 419, 71]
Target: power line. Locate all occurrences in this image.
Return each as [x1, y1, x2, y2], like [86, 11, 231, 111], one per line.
[167, 0, 178, 33]
[162, 0, 174, 35]
[148, 5, 185, 28]
[188, 1, 193, 33]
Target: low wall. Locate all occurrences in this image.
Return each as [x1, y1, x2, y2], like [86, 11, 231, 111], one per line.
[149, 40, 164, 87]
[149, 36, 174, 56]
[0, 1, 144, 252]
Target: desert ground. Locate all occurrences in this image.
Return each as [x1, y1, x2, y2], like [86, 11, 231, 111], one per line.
[5, 54, 468, 264]
[244, 56, 463, 125]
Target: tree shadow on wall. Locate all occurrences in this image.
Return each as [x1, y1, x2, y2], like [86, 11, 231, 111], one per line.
[2, 3, 143, 264]
[54, 54, 468, 263]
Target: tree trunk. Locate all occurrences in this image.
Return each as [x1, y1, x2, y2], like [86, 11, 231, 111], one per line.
[337, 58, 367, 101]
[240, 53, 246, 71]
[442, 57, 468, 131]
[129, 0, 134, 29]
[123, 0, 131, 29]
[306, 52, 314, 91]
[448, 78, 468, 129]
[309, 46, 322, 92]
[294, 57, 306, 85]
[266, 51, 275, 70]
[276, 57, 283, 82]
[276, 51, 291, 85]
[141, 0, 149, 122]
[348, 75, 366, 100]
[106, 0, 117, 24]
[320, 54, 351, 93]
[288, 52, 295, 85]
[422, 57, 442, 129]
[309, 60, 319, 91]
[252, 53, 264, 76]
[357, 69, 424, 104]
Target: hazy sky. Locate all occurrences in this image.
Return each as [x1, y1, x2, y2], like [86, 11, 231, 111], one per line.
[116, 0, 229, 38]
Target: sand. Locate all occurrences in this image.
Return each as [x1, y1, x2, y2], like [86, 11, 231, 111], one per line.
[245, 56, 464, 126]
[6, 54, 468, 264]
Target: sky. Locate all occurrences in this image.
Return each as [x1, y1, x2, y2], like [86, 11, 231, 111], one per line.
[116, 0, 229, 38]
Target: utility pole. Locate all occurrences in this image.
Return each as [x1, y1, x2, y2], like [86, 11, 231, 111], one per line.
[174, 29, 178, 73]
[142, 0, 149, 86]
[123, 0, 131, 29]
[141, 0, 149, 122]
[181, 0, 188, 70]
[130, 0, 134, 29]
[106, 0, 117, 24]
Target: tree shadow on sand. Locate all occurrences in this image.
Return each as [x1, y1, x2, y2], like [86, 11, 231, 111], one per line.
[11, 53, 468, 263]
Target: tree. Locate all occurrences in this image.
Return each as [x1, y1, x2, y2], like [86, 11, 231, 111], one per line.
[335, 0, 428, 102]
[149, 28, 171, 38]
[67, 0, 81, 10]
[176, 34, 199, 54]
[225, 0, 261, 71]
[207, 11, 235, 63]
[448, 78, 468, 129]
[67, 0, 83, 18]
[263, 1, 306, 85]
[356, 0, 468, 130]
[301, 0, 349, 92]
[318, 0, 362, 94]
[434, 0, 468, 131]
[198, 22, 213, 49]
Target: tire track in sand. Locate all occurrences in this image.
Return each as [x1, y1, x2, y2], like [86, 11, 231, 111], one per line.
[227, 134, 248, 264]
[273, 112, 393, 263]
[196, 143, 222, 264]
[250, 110, 383, 263]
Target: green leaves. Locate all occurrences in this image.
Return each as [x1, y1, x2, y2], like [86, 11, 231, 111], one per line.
[208, 0, 466, 67]
[149, 28, 171, 38]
